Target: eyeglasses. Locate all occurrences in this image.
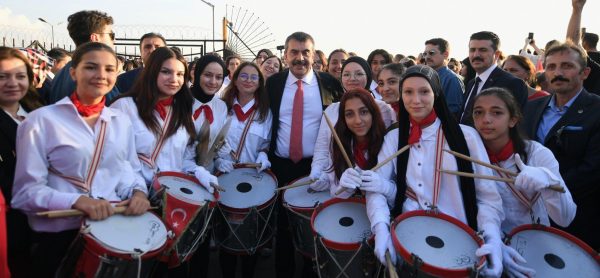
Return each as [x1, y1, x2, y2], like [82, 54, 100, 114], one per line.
[98, 32, 116, 40]
[341, 72, 367, 79]
[239, 73, 259, 82]
[422, 50, 438, 57]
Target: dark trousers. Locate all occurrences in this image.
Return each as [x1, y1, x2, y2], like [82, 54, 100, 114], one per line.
[31, 229, 78, 277]
[270, 155, 317, 278]
[219, 250, 259, 278]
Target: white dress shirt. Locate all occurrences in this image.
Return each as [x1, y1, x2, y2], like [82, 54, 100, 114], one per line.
[371, 119, 504, 232]
[111, 97, 196, 183]
[275, 70, 322, 159]
[494, 140, 576, 234]
[370, 80, 382, 100]
[216, 76, 231, 98]
[11, 97, 147, 232]
[224, 98, 272, 163]
[309, 100, 396, 180]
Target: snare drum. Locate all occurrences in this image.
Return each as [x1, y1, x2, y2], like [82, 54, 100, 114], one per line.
[283, 175, 331, 258]
[391, 210, 485, 278]
[214, 166, 278, 255]
[506, 224, 600, 278]
[151, 171, 217, 267]
[311, 197, 379, 278]
[57, 212, 168, 278]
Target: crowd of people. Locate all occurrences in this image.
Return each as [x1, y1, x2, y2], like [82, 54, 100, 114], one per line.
[1, 0, 599, 277]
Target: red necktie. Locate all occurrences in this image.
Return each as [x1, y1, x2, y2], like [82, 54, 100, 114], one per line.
[487, 140, 514, 163]
[354, 140, 369, 169]
[233, 104, 255, 122]
[289, 79, 304, 163]
[70, 92, 105, 117]
[193, 105, 213, 124]
[155, 97, 173, 120]
[407, 110, 437, 145]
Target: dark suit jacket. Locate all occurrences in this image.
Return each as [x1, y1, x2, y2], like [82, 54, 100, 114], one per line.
[115, 67, 143, 94]
[461, 67, 528, 126]
[522, 89, 600, 250]
[0, 111, 17, 202]
[266, 70, 343, 157]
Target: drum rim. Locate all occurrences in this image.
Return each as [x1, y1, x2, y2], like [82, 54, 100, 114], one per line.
[152, 171, 220, 203]
[215, 165, 278, 213]
[82, 212, 167, 260]
[310, 197, 374, 251]
[506, 224, 600, 264]
[391, 210, 486, 276]
[282, 175, 329, 213]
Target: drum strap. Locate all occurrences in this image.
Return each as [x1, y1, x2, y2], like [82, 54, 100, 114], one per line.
[48, 120, 108, 193]
[493, 167, 541, 212]
[138, 108, 173, 169]
[230, 109, 257, 163]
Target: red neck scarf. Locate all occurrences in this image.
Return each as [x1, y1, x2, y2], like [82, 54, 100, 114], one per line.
[155, 97, 173, 120]
[391, 102, 400, 114]
[233, 103, 256, 122]
[407, 110, 437, 145]
[193, 105, 214, 124]
[353, 140, 369, 169]
[487, 139, 514, 164]
[70, 92, 105, 117]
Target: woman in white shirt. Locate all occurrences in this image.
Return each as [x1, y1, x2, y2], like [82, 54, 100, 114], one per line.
[11, 42, 150, 277]
[362, 65, 505, 277]
[216, 61, 272, 278]
[472, 87, 576, 278]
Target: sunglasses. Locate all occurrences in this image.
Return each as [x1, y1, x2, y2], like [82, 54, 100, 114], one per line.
[98, 31, 116, 40]
[422, 50, 438, 57]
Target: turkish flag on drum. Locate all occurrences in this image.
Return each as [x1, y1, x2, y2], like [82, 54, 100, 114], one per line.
[163, 193, 200, 239]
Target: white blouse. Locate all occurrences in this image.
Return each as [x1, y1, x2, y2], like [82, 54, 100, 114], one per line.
[224, 98, 272, 163]
[11, 97, 147, 232]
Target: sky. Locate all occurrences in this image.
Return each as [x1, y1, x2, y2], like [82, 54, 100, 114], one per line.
[1, 0, 599, 61]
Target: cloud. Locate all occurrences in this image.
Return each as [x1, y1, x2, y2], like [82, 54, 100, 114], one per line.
[0, 7, 44, 30]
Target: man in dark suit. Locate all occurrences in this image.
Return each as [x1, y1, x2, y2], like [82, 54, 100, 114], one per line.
[460, 31, 528, 126]
[115, 32, 166, 94]
[522, 42, 600, 251]
[266, 31, 343, 278]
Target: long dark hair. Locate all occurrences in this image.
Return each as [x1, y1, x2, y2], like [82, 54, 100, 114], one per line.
[395, 65, 478, 230]
[0, 47, 44, 111]
[474, 87, 529, 163]
[330, 88, 385, 179]
[221, 62, 270, 123]
[118, 47, 195, 141]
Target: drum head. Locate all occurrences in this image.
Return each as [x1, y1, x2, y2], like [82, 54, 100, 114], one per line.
[86, 212, 167, 254]
[509, 228, 600, 278]
[283, 176, 331, 208]
[217, 168, 277, 209]
[394, 214, 480, 270]
[157, 174, 215, 205]
[313, 200, 371, 244]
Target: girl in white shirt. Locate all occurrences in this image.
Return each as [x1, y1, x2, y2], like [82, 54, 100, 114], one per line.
[472, 87, 576, 278]
[359, 65, 505, 277]
[11, 42, 150, 277]
[216, 62, 272, 278]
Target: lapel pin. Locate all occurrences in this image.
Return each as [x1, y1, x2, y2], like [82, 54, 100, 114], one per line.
[578, 109, 583, 114]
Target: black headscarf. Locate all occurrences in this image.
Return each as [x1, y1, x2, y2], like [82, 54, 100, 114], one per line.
[191, 54, 226, 103]
[393, 65, 478, 231]
[341, 56, 372, 91]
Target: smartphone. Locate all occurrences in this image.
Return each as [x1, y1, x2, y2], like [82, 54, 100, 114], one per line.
[528, 32, 534, 40]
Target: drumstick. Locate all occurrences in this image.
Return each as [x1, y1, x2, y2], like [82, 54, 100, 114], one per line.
[275, 179, 315, 191]
[210, 182, 226, 192]
[443, 149, 517, 176]
[36, 206, 158, 218]
[241, 163, 262, 168]
[385, 251, 399, 278]
[335, 144, 410, 195]
[323, 112, 353, 168]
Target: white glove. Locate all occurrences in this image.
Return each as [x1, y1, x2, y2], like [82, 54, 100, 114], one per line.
[215, 158, 234, 173]
[359, 170, 394, 196]
[515, 153, 557, 193]
[502, 244, 536, 278]
[475, 225, 503, 278]
[339, 168, 362, 191]
[217, 139, 232, 159]
[255, 152, 271, 173]
[309, 171, 330, 192]
[194, 166, 218, 194]
[373, 223, 396, 265]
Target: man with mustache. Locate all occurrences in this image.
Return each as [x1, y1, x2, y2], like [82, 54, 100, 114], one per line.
[460, 31, 528, 126]
[522, 0, 600, 251]
[266, 31, 343, 278]
[423, 38, 464, 118]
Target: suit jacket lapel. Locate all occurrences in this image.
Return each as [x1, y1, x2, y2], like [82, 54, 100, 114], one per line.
[544, 90, 590, 144]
